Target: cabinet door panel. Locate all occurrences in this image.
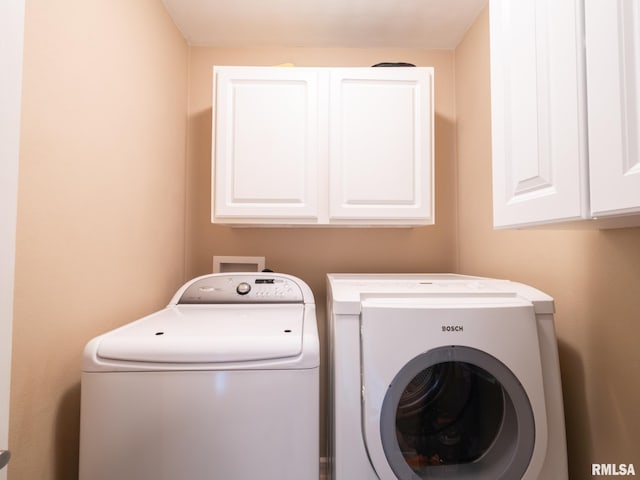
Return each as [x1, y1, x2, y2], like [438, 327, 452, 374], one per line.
[328, 68, 433, 222]
[586, 0, 640, 218]
[213, 68, 319, 220]
[490, 0, 589, 228]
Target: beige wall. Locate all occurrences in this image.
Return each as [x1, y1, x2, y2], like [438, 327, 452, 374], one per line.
[186, 47, 459, 455]
[10, 1, 188, 478]
[455, 7, 640, 478]
[186, 47, 458, 288]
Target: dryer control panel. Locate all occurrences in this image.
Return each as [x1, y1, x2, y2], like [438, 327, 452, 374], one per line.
[176, 274, 305, 304]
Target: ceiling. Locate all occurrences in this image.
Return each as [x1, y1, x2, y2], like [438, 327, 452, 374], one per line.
[161, 0, 488, 49]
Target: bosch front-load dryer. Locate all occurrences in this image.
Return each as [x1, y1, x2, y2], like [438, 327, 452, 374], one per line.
[326, 274, 567, 480]
[79, 273, 319, 480]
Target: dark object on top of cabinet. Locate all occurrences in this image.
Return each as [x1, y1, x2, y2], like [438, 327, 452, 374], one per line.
[372, 62, 416, 67]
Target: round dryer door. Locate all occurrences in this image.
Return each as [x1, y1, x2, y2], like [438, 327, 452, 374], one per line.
[380, 346, 535, 479]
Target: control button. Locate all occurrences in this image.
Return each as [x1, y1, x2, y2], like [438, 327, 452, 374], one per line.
[236, 282, 251, 295]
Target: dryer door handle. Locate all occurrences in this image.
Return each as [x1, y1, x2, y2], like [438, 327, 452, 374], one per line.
[0, 450, 10, 470]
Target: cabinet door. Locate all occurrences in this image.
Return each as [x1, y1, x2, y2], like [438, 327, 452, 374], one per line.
[585, 0, 640, 218]
[489, 0, 589, 228]
[328, 68, 434, 223]
[213, 67, 320, 221]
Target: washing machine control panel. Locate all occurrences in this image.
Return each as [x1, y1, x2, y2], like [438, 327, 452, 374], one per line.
[177, 275, 305, 304]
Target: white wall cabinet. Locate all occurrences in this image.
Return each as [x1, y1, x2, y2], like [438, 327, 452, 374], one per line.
[212, 66, 434, 226]
[585, 0, 640, 220]
[489, 0, 589, 228]
[490, 0, 640, 229]
[214, 67, 321, 221]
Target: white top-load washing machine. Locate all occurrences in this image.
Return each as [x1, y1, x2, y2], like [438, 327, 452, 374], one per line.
[326, 274, 567, 480]
[79, 272, 319, 480]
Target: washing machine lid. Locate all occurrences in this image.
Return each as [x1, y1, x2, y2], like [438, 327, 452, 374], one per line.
[95, 304, 305, 363]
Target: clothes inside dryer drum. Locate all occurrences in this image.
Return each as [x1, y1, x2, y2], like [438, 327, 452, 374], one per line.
[380, 346, 535, 480]
[395, 362, 504, 466]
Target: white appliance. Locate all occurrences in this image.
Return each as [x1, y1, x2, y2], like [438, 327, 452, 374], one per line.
[79, 273, 319, 480]
[326, 274, 567, 480]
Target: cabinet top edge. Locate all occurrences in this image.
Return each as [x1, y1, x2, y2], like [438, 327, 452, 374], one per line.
[212, 65, 435, 72]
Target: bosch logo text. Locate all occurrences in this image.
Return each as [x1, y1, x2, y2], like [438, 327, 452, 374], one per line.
[441, 325, 464, 332]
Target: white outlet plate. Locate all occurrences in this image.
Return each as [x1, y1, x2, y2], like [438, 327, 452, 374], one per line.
[213, 256, 265, 273]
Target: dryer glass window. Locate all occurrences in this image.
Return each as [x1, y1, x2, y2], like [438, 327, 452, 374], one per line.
[396, 361, 503, 469]
[380, 346, 535, 480]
